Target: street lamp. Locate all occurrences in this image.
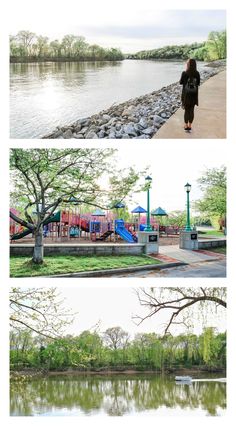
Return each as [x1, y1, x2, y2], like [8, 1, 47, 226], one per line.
[184, 182, 192, 231]
[144, 175, 152, 232]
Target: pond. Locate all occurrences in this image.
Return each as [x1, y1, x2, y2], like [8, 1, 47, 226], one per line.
[10, 373, 226, 416]
[10, 60, 207, 138]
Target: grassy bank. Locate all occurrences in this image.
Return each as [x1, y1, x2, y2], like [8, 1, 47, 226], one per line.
[10, 255, 161, 277]
[204, 246, 226, 255]
[199, 230, 225, 237]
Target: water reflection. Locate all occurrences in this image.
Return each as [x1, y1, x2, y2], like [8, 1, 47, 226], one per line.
[10, 60, 207, 138]
[10, 374, 226, 416]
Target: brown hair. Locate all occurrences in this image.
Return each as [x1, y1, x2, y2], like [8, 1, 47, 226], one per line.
[186, 59, 197, 76]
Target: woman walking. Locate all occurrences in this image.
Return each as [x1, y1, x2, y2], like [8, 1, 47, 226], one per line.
[180, 59, 200, 132]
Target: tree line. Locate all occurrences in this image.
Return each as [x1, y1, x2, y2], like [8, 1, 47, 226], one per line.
[10, 31, 124, 62]
[127, 31, 226, 61]
[10, 326, 226, 372]
[10, 30, 226, 63]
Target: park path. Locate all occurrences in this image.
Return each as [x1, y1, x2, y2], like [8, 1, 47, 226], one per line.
[153, 70, 226, 139]
[157, 244, 225, 264]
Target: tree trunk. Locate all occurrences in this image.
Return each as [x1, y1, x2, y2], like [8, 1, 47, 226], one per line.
[33, 228, 44, 264]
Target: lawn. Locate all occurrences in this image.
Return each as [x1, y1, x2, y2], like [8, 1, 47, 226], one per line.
[198, 230, 225, 237]
[10, 255, 161, 278]
[204, 246, 226, 255]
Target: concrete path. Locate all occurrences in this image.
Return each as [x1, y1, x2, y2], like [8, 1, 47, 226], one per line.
[153, 71, 226, 139]
[158, 244, 225, 263]
[109, 260, 226, 278]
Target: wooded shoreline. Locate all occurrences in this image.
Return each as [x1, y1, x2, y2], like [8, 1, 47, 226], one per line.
[11, 367, 226, 378]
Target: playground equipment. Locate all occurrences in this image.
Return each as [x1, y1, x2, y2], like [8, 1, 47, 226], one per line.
[115, 219, 137, 243]
[10, 210, 137, 244]
[10, 201, 174, 245]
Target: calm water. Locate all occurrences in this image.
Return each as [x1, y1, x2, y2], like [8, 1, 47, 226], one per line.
[10, 60, 207, 138]
[10, 374, 226, 416]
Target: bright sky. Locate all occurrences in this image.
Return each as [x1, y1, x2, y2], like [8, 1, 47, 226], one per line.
[107, 143, 225, 213]
[58, 287, 226, 337]
[8, 1, 226, 53]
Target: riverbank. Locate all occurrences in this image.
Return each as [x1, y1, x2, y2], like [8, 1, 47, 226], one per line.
[11, 366, 226, 379]
[44, 60, 226, 140]
[10, 56, 124, 63]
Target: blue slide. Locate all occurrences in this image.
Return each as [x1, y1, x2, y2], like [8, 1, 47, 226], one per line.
[115, 219, 136, 243]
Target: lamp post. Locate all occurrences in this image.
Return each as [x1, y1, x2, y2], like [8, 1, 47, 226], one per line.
[144, 175, 152, 232]
[184, 182, 192, 231]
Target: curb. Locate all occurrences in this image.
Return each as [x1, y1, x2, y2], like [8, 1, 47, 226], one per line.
[46, 261, 187, 278]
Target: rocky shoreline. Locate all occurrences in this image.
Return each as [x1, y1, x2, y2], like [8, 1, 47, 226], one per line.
[44, 61, 226, 140]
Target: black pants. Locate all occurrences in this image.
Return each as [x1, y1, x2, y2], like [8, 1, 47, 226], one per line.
[184, 106, 195, 124]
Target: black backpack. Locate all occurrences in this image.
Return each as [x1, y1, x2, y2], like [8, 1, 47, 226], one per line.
[185, 77, 198, 96]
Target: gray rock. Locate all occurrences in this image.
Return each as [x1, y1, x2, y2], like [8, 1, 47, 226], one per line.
[139, 117, 148, 129]
[153, 115, 165, 125]
[100, 124, 107, 131]
[134, 123, 142, 133]
[74, 123, 82, 132]
[122, 105, 135, 117]
[108, 132, 116, 139]
[115, 123, 122, 131]
[141, 127, 155, 136]
[85, 131, 98, 139]
[123, 124, 137, 137]
[53, 129, 63, 138]
[102, 114, 111, 122]
[98, 130, 105, 138]
[107, 118, 117, 126]
[79, 127, 89, 135]
[115, 131, 123, 139]
[63, 129, 73, 139]
[88, 125, 99, 133]
[78, 118, 89, 126]
[73, 133, 85, 139]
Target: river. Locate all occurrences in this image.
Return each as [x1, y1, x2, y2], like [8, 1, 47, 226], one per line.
[10, 373, 226, 416]
[10, 60, 207, 139]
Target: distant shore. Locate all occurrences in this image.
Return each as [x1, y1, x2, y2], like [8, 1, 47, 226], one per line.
[11, 366, 226, 379]
[10, 56, 124, 63]
[44, 60, 226, 140]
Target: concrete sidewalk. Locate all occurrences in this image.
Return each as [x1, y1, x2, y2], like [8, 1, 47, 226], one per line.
[153, 70, 226, 139]
[158, 245, 225, 264]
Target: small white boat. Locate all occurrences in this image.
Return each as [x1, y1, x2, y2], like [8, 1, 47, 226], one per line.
[175, 376, 192, 382]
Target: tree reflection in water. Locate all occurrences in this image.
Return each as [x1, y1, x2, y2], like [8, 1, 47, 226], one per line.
[10, 375, 226, 416]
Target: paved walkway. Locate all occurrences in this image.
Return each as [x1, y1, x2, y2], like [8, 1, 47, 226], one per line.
[110, 260, 226, 278]
[153, 70, 226, 139]
[157, 245, 225, 264]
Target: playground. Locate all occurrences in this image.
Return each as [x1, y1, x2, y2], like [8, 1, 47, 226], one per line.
[10, 202, 226, 278]
[9, 148, 226, 277]
[10, 205, 181, 246]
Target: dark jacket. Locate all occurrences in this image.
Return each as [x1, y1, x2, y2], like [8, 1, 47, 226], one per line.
[180, 70, 200, 107]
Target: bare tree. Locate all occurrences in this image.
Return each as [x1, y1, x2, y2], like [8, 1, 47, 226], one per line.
[134, 287, 226, 334]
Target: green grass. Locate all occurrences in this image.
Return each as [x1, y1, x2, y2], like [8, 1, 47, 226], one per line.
[10, 255, 161, 278]
[204, 246, 226, 255]
[198, 230, 225, 237]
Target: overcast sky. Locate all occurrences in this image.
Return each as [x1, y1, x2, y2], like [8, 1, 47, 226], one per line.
[58, 287, 226, 337]
[9, 1, 226, 52]
[101, 144, 225, 213]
